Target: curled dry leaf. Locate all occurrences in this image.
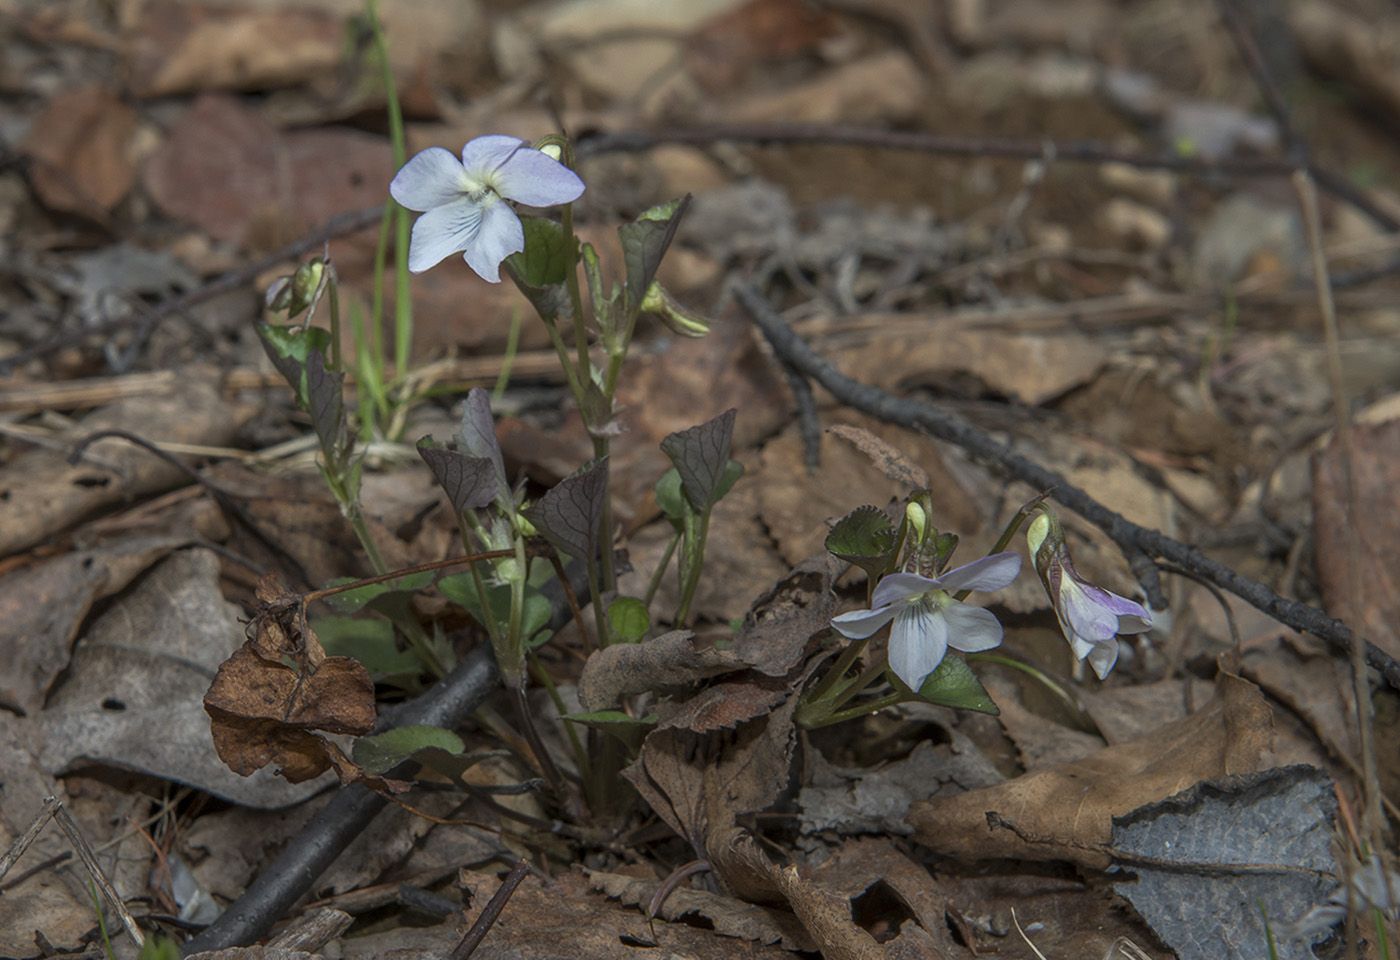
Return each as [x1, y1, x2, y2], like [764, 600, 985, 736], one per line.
[577, 630, 745, 712]
[826, 423, 931, 491]
[906, 670, 1274, 870]
[203, 574, 389, 788]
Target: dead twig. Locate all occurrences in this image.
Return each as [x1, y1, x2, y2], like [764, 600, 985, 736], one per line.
[447, 859, 531, 960]
[575, 124, 1400, 235]
[734, 281, 1400, 694]
[0, 797, 146, 949]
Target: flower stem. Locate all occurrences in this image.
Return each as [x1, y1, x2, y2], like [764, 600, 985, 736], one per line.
[803, 691, 902, 729]
[644, 531, 681, 608]
[953, 491, 1049, 601]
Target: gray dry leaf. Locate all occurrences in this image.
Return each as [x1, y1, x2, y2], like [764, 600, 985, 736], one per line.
[577, 629, 745, 712]
[37, 547, 330, 808]
[0, 534, 192, 716]
[586, 869, 813, 951]
[800, 737, 1002, 837]
[1111, 765, 1339, 960]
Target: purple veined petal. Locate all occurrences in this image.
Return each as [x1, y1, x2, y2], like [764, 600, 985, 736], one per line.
[391, 147, 469, 211]
[1094, 589, 1153, 634]
[406, 197, 484, 274]
[492, 147, 585, 206]
[460, 135, 530, 179]
[888, 603, 948, 690]
[1085, 636, 1119, 679]
[462, 197, 525, 283]
[935, 551, 1022, 594]
[831, 603, 898, 639]
[1060, 579, 1122, 643]
[942, 601, 1005, 653]
[870, 571, 940, 609]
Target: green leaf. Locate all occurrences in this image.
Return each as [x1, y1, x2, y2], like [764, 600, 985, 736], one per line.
[660, 408, 737, 511]
[352, 725, 466, 774]
[654, 468, 685, 524]
[561, 709, 658, 756]
[305, 349, 348, 460]
[321, 571, 437, 614]
[714, 459, 743, 503]
[417, 438, 499, 513]
[137, 935, 182, 960]
[312, 615, 423, 684]
[439, 574, 553, 642]
[619, 196, 689, 308]
[512, 215, 572, 286]
[607, 596, 649, 642]
[825, 505, 897, 579]
[912, 654, 999, 715]
[523, 458, 608, 562]
[256, 322, 332, 409]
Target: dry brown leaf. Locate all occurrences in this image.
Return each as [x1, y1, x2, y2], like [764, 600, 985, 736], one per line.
[624, 660, 813, 884]
[1312, 418, 1400, 662]
[19, 85, 136, 215]
[840, 326, 1109, 406]
[715, 49, 927, 126]
[728, 552, 840, 677]
[907, 671, 1274, 870]
[142, 94, 390, 250]
[756, 416, 983, 566]
[125, 1, 343, 98]
[577, 630, 745, 713]
[0, 371, 243, 557]
[457, 867, 795, 960]
[685, 0, 842, 93]
[586, 868, 812, 951]
[658, 673, 792, 733]
[203, 575, 383, 787]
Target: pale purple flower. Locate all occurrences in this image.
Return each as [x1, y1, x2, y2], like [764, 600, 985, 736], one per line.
[389, 135, 585, 282]
[831, 552, 1021, 691]
[1027, 512, 1151, 679]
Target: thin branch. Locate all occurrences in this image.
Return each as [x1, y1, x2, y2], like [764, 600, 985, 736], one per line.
[447, 859, 531, 960]
[575, 125, 1400, 233]
[0, 205, 385, 376]
[734, 282, 1400, 694]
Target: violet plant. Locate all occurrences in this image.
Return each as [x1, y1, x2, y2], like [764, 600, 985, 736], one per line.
[798, 491, 1153, 729]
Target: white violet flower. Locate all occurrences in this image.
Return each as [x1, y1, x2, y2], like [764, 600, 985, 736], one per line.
[1026, 511, 1152, 679]
[831, 552, 1022, 691]
[389, 135, 585, 282]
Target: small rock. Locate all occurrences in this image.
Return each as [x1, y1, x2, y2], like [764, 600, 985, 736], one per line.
[1101, 197, 1171, 250]
[1100, 161, 1177, 206]
[1192, 193, 1303, 288]
[716, 49, 927, 126]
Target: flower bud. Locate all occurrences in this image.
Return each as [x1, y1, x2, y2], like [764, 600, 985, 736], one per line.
[641, 281, 711, 338]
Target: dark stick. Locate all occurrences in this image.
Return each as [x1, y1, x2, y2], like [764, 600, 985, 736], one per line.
[446, 859, 531, 960]
[181, 645, 500, 954]
[733, 282, 1400, 693]
[575, 125, 1400, 233]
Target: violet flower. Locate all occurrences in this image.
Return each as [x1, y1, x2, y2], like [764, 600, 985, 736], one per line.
[389, 135, 585, 282]
[1026, 511, 1151, 679]
[831, 552, 1021, 691]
